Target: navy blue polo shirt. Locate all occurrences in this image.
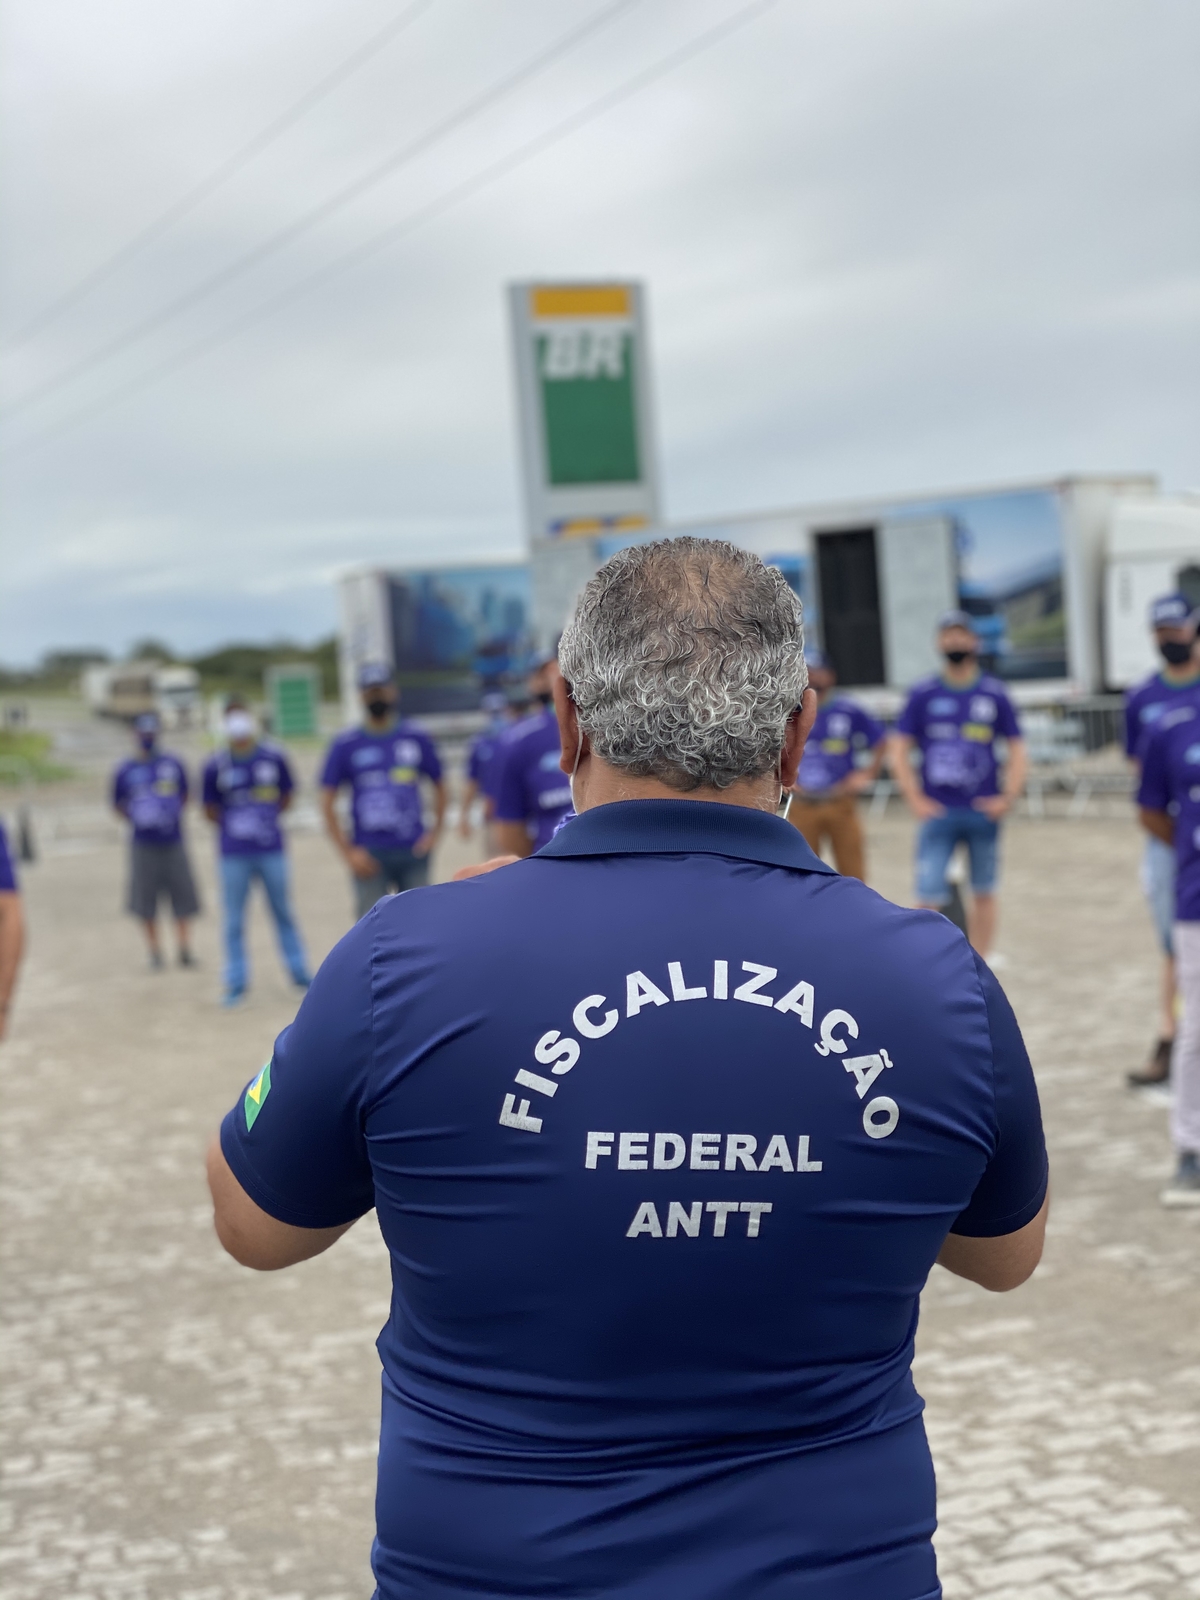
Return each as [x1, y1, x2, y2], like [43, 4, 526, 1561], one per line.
[221, 799, 1046, 1600]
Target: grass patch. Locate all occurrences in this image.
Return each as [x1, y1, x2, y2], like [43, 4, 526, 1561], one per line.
[0, 729, 74, 783]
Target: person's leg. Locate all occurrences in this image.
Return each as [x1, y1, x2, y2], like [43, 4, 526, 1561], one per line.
[1162, 920, 1200, 1205]
[128, 845, 165, 968]
[219, 854, 252, 999]
[354, 863, 390, 919]
[1132, 837, 1178, 1083]
[259, 851, 311, 985]
[787, 801, 827, 860]
[825, 796, 866, 881]
[382, 849, 431, 895]
[165, 843, 201, 966]
[963, 812, 1000, 959]
[142, 918, 164, 968]
[914, 814, 958, 909]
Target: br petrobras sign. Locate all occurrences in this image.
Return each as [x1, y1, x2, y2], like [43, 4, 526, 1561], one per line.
[508, 282, 661, 543]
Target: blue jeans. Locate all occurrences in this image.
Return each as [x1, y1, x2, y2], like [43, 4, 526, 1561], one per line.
[915, 808, 1000, 905]
[354, 847, 430, 920]
[218, 851, 309, 993]
[1140, 834, 1176, 956]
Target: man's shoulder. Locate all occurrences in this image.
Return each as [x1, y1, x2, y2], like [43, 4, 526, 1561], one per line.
[258, 740, 291, 764]
[977, 674, 1016, 704]
[326, 725, 364, 751]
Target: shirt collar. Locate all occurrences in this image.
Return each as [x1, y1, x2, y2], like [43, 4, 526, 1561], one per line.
[535, 798, 836, 874]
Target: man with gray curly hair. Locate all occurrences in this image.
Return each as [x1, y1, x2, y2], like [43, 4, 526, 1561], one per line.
[207, 536, 1048, 1600]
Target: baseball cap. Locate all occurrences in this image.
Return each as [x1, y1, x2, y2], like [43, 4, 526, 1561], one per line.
[935, 608, 979, 635]
[133, 711, 160, 734]
[356, 660, 395, 689]
[1150, 593, 1194, 629]
[804, 647, 831, 672]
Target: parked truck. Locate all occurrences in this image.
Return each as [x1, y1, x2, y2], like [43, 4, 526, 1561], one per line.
[82, 662, 202, 726]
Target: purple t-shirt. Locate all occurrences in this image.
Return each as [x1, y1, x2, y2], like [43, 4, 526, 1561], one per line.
[895, 674, 1021, 810]
[467, 720, 508, 800]
[0, 822, 15, 892]
[1138, 703, 1200, 922]
[1123, 671, 1200, 761]
[112, 752, 189, 846]
[320, 723, 442, 853]
[796, 698, 885, 796]
[492, 708, 573, 851]
[202, 744, 294, 857]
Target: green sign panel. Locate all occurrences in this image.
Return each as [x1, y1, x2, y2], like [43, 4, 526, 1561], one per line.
[537, 330, 640, 486]
[266, 666, 319, 739]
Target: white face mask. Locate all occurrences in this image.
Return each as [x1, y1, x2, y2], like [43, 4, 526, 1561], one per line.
[225, 711, 256, 742]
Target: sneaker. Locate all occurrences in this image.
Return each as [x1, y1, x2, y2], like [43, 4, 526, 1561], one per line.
[221, 987, 246, 1009]
[178, 949, 198, 969]
[148, 951, 165, 972]
[1128, 1037, 1172, 1088]
[1160, 1151, 1200, 1208]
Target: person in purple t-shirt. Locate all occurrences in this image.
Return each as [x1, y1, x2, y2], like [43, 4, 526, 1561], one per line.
[787, 650, 885, 881]
[0, 820, 23, 1042]
[458, 691, 514, 852]
[112, 711, 200, 971]
[1138, 691, 1200, 1206]
[320, 663, 446, 920]
[202, 704, 309, 1006]
[1123, 593, 1200, 1087]
[491, 654, 574, 858]
[890, 611, 1027, 960]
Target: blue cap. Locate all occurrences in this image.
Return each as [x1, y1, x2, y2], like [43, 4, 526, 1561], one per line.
[356, 660, 395, 689]
[134, 711, 160, 734]
[1150, 593, 1194, 629]
[804, 647, 831, 672]
[935, 608, 978, 635]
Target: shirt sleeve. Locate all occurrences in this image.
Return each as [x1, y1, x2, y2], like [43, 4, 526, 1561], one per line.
[0, 826, 16, 892]
[894, 690, 921, 738]
[219, 918, 376, 1227]
[276, 752, 295, 798]
[1123, 691, 1141, 759]
[1137, 728, 1171, 812]
[951, 955, 1048, 1237]
[995, 691, 1021, 739]
[319, 738, 345, 790]
[492, 741, 528, 824]
[419, 732, 443, 783]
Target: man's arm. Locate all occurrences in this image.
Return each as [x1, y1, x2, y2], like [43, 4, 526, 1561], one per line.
[206, 1135, 354, 1270]
[888, 732, 942, 819]
[494, 820, 534, 858]
[1140, 807, 1174, 845]
[937, 1190, 1048, 1291]
[976, 736, 1028, 820]
[415, 780, 447, 858]
[0, 890, 25, 1040]
[842, 736, 887, 794]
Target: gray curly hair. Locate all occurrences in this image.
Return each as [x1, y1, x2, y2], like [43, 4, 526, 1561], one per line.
[557, 537, 808, 792]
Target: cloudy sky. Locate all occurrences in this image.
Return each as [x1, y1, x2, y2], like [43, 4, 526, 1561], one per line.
[2, 0, 1197, 664]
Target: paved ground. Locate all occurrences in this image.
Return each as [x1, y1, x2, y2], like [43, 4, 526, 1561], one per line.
[1, 713, 1198, 1599]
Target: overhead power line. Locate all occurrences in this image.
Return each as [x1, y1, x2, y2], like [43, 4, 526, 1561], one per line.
[5, 0, 642, 417]
[5, 0, 438, 351]
[4, 0, 786, 455]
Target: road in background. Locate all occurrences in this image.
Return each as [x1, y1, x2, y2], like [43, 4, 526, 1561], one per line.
[1, 707, 1198, 1600]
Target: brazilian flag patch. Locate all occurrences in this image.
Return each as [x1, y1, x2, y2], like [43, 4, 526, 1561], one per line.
[244, 1060, 272, 1131]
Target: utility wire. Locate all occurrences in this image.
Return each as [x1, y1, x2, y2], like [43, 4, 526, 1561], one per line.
[5, 0, 438, 351]
[5, 0, 642, 416]
[4, 0, 785, 455]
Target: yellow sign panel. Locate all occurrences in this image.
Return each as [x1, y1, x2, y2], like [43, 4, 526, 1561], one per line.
[530, 285, 631, 319]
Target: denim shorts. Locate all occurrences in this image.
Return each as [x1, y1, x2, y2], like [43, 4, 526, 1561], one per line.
[915, 808, 1000, 904]
[1140, 834, 1176, 956]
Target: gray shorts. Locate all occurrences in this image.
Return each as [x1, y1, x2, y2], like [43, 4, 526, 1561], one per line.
[128, 842, 201, 921]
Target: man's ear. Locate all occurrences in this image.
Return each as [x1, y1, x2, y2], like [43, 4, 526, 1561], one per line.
[554, 675, 583, 776]
[779, 688, 818, 791]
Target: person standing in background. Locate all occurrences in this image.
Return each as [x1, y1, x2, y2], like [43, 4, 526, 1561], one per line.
[112, 711, 200, 970]
[491, 652, 573, 858]
[1124, 594, 1200, 1087]
[320, 663, 446, 919]
[890, 611, 1027, 960]
[203, 706, 309, 1007]
[786, 649, 885, 881]
[1137, 691, 1200, 1205]
[0, 818, 24, 1041]
[458, 691, 512, 850]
